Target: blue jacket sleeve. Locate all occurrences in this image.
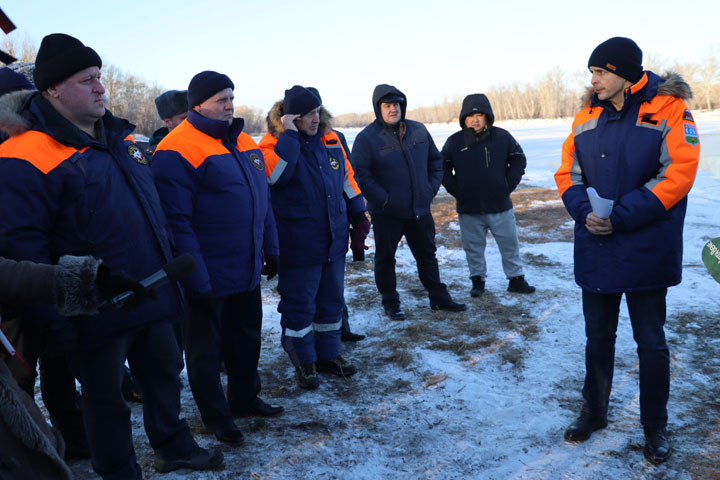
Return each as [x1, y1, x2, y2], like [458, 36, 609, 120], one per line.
[151, 150, 212, 296]
[269, 130, 301, 187]
[0, 159, 67, 328]
[351, 131, 389, 208]
[426, 130, 443, 195]
[263, 187, 279, 256]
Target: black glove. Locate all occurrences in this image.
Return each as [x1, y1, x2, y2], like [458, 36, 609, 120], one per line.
[262, 255, 279, 280]
[95, 264, 156, 308]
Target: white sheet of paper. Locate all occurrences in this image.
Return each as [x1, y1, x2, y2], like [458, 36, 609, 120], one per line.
[587, 187, 614, 218]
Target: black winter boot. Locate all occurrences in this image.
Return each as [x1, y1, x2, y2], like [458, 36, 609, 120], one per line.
[295, 363, 320, 389]
[644, 427, 670, 464]
[508, 275, 536, 293]
[470, 276, 485, 297]
[564, 411, 608, 443]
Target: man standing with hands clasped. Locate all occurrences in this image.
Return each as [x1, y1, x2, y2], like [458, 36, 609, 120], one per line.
[153, 71, 282, 445]
[555, 37, 699, 464]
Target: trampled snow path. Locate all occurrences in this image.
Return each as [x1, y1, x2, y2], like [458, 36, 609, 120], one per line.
[66, 115, 720, 479]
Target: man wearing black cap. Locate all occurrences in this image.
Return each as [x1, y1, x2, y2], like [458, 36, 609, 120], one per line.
[555, 37, 700, 464]
[261, 86, 368, 389]
[152, 71, 282, 442]
[260, 86, 367, 343]
[146, 89, 188, 156]
[0, 33, 222, 479]
[442, 93, 535, 297]
[352, 84, 466, 321]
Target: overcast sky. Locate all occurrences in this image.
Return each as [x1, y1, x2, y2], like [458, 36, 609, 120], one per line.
[4, 0, 719, 114]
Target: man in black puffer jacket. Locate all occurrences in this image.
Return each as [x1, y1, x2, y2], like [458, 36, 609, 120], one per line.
[353, 84, 466, 320]
[442, 94, 535, 297]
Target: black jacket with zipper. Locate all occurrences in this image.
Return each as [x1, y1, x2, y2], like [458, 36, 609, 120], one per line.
[441, 94, 526, 214]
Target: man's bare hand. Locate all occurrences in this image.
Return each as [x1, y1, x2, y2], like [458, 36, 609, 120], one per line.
[281, 114, 300, 131]
[586, 212, 613, 235]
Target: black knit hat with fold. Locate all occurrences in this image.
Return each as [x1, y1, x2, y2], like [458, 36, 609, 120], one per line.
[588, 37, 643, 84]
[33, 33, 102, 91]
[283, 85, 321, 116]
[187, 71, 234, 107]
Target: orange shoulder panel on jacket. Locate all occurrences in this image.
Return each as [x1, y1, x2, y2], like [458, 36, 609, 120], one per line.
[259, 132, 280, 178]
[154, 120, 229, 169]
[235, 132, 260, 153]
[0, 130, 87, 174]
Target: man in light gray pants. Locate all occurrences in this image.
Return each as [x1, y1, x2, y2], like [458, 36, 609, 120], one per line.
[441, 94, 535, 296]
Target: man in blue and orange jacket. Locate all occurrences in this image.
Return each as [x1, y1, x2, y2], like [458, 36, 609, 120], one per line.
[555, 37, 700, 464]
[0, 34, 222, 479]
[260, 86, 369, 390]
[152, 71, 281, 444]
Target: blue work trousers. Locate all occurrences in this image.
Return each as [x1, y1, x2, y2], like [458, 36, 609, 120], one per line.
[581, 288, 669, 427]
[278, 258, 344, 366]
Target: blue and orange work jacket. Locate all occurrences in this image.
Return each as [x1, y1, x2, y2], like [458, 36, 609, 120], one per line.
[0, 93, 183, 347]
[152, 111, 278, 298]
[555, 71, 700, 293]
[260, 128, 365, 267]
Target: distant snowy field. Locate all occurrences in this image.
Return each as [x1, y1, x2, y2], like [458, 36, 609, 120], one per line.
[68, 115, 720, 479]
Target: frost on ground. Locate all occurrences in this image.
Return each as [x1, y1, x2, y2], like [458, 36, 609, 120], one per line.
[63, 118, 720, 479]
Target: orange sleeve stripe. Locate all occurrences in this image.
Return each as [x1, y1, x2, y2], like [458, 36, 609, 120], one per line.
[154, 120, 229, 169]
[0, 130, 88, 174]
[647, 100, 700, 210]
[258, 132, 281, 178]
[555, 132, 577, 196]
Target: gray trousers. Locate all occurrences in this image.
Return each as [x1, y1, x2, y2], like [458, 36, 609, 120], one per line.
[458, 209, 524, 279]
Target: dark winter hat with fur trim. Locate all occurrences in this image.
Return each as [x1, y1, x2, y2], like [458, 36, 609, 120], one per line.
[283, 85, 321, 116]
[187, 71, 234, 107]
[33, 33, 102, 91]
[155, 90, 188, 119]
[588, 37, 643, 84]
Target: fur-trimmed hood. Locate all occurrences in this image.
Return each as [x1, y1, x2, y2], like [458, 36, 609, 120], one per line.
[0, 89, 34, 138]
[265, 99, 333, 138]
[581, 71, 692, 108]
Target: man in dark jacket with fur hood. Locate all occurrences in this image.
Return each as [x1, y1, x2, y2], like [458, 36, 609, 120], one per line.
[353, 84, 466, 320]
[555, 37, 699, 464]
[442, 94, 535, 297]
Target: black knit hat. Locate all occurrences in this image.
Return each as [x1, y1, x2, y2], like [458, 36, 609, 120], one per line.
[283, 85, 321, 116]
[155, 90, 188, 119]
[0, 67, 34, 96]
[33, 33, 102, 91]
[588, 37, 643, 84]
[187, 71, 234, 107]
[305, 86, 322, 104]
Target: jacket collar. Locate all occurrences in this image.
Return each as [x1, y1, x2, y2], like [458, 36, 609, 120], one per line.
[187, 109, 244, 143]
[27, 93, 134, 149]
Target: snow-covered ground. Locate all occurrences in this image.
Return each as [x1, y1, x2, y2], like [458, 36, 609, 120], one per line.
[68, 115, 720, 479]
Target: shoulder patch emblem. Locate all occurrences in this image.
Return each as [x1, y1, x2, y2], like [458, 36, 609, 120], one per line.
[250, 153, 264, 170]
[683, 109, 695, 123]
[684, 123, 699, 145]
[328, 156, 340, 170]
[128, 144, 147, 165]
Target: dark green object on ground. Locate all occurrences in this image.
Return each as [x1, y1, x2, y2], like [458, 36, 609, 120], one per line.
[702, 237, 720, 283]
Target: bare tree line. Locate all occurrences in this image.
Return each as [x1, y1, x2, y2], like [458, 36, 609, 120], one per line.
[335, 56, 720, 128]
[3, 34, 719, 134]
